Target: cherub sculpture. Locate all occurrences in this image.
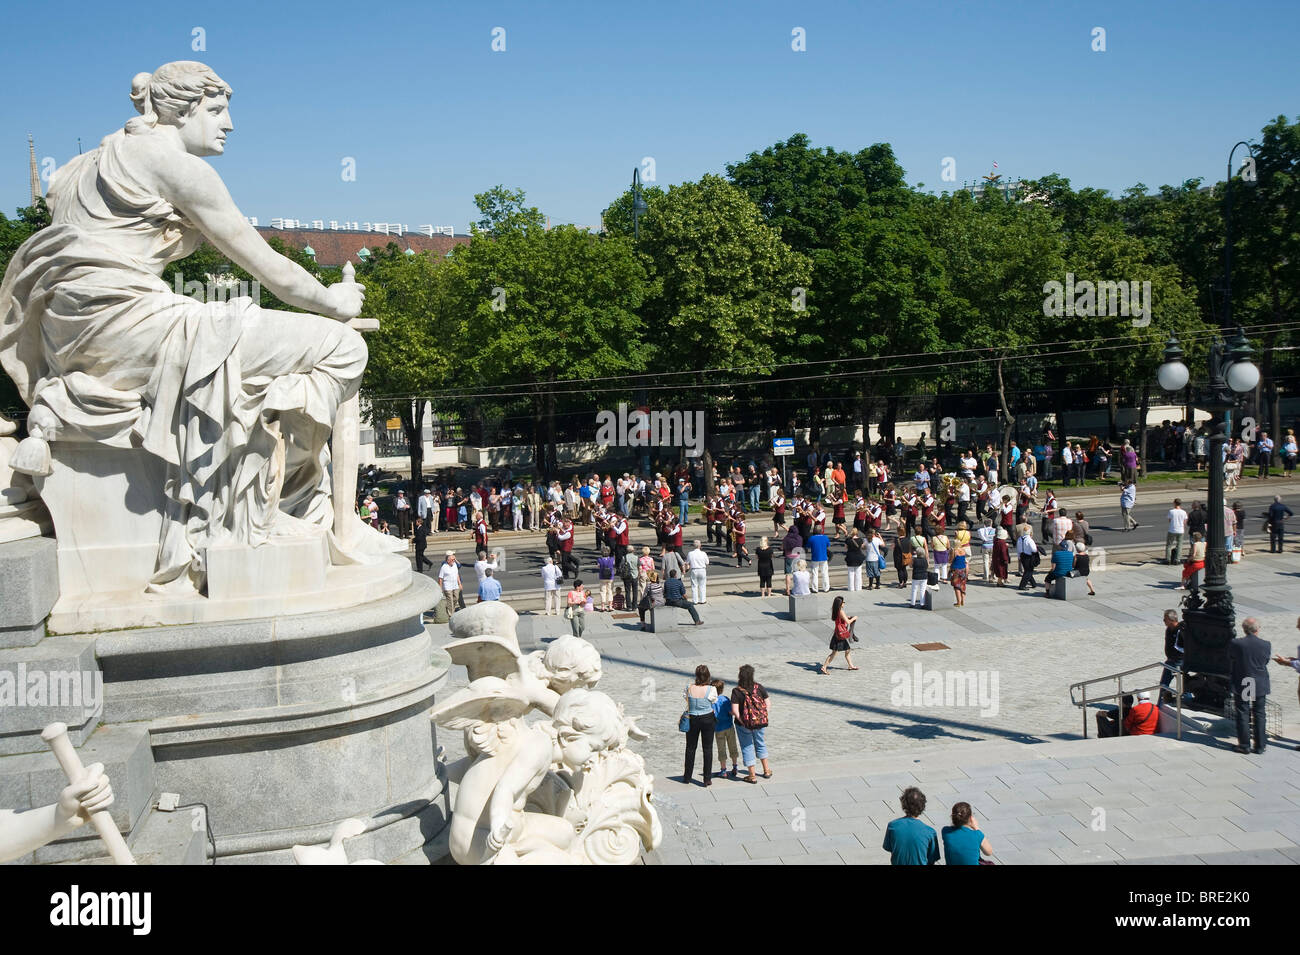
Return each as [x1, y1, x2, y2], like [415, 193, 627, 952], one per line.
[432, 602, 660, 865]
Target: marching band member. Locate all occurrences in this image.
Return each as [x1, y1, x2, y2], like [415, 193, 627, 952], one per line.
[1016, 485, 1033, 526]
[472, 510, 489, 555]
[610, 510, 630, 562]
[665, 513, 684, 553]
[1041, 488, 1058, 542]
[829, 487, 848, 540]
[975, 475, 991, 521]
[852, 493, 869, 535]
[772, 485, 787, 529]
[557, 516, 578, 578]
[731, 507, 752, 566]
[812, 501, 827, 536]
[957, 478, 971, 526]
[1000, 492, 1016, 533]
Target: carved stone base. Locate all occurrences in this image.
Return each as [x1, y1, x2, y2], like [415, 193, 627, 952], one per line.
[206, 529, 329, 601]
[47, 551, 412, 633]
[4, 573, 451, 864]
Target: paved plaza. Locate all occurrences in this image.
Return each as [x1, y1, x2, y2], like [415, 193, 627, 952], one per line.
[433, 546, 1300, 864]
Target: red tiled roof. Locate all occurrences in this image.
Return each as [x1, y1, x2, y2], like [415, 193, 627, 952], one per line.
[256, 228, 470, 267]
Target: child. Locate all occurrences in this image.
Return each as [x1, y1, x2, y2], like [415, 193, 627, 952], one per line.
[612, 586, 625, 611]
[711, 679, 740, 779]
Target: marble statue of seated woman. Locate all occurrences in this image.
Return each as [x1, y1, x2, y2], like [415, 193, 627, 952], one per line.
[0, 61, 380, 596]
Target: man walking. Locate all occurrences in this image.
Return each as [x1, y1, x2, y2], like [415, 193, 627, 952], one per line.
[1015, 526, 1039, 589]
[686, 540, 710, 604]
[1266, 495, 1293, 553]
[1228, 617, 1272, 754]
[1166, 498, 1188, 564]
[1158, 609, 1184, 703]
[438, 551, 465, 613]
[413, 517, 431, 571]
[1120, 480, 1138, 531]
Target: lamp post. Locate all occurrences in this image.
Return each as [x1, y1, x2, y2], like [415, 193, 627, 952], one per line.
[1156, 328, 1259, 701]
[631, 167, 648, 241]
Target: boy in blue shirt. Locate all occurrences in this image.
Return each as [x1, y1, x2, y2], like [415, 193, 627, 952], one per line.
[882, 787, 940, 865]
[710, 679, 739, 778]
[808, 531, 831, 592]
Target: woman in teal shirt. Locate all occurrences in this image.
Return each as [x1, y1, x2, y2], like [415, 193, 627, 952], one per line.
[941, 802, 994, 865]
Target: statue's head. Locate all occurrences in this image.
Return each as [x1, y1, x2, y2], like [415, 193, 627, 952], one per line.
[127, 61, 233, 157]
[541, 635, 602, 692]
[551, 689, 626, 771]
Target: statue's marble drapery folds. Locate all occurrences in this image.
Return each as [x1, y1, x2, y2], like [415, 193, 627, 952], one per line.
[0, 66, 395, 613]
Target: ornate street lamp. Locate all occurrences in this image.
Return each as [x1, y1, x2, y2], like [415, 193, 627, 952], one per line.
[1156, 327, 1259, 703]
[631, 167, 648, 240]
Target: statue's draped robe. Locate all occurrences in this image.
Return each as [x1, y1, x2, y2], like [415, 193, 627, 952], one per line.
[0, 129, 365, 589]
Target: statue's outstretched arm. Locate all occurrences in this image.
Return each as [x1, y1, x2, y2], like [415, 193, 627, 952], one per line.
[159, 155, 363, 321]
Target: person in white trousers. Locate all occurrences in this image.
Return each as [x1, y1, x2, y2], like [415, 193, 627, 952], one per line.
[687, 540, 710, 604]
[541, 557, 563, 615]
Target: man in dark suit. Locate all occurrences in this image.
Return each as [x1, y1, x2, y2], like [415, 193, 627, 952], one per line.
[1228, 617, 1272, 754]
[1266, 495, 1293, 553]
[413, 517, 432, 571]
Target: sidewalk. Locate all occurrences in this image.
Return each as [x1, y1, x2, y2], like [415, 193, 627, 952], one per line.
[644, 734, 1300, 865]
[432, 543, 1300, 864]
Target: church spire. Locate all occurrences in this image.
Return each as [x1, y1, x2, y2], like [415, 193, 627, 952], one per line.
[28, 134, 43, 206]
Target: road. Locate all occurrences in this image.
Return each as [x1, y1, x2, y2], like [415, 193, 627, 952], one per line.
[410, 481, 1298, 605]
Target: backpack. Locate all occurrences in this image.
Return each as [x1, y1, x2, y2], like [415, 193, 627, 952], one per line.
[738, 686, 769, 729]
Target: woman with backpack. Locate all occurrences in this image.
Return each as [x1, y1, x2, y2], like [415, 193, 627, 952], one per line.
[732, 664, 771, 783]
[820, 596, 859, 674]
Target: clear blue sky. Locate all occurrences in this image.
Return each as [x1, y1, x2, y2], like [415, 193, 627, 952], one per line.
[3, 0, 1297, 231]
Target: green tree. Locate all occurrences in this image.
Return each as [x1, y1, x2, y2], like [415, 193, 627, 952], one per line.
[472, 185, 546, 238]
[607, 174, 810, 490]
[356, 244, 455, 491]
[0, 200, 52, 416]
[447, 192, 649, 476]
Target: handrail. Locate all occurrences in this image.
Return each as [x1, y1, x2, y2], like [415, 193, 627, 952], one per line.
[1069, 661, 1184, 741]
[1069, 662, 1169, 706]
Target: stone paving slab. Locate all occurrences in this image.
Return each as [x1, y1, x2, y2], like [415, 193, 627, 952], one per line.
[434, 547, 1300, 865]
[644, 735, 1300, 865]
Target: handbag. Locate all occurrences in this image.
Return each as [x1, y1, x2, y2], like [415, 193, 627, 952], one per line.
[564, 605, 575, 620]
[678, 711, 690, 733]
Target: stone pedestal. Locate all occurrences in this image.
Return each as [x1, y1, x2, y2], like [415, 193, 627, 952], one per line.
[1, 537, 452, 864]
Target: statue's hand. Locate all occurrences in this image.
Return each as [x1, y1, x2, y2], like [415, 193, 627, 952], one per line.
[56, 762, 113, 828]
[487, 818, 514, 853]
[323, 281, 366, 321]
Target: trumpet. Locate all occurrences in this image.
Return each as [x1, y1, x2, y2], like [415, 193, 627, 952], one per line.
[939, 473, 965, 498]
